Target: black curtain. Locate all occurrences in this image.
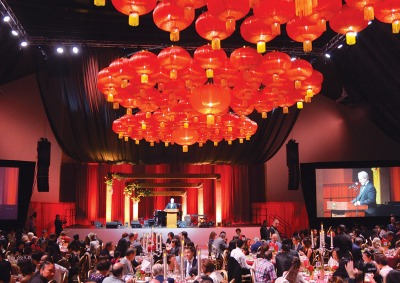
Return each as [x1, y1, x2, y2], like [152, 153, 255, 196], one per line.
[332, 21, 400, 145]
[34, 48, 299, 164]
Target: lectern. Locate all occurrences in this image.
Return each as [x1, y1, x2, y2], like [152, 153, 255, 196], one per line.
[165, 209, 179, 228]
[326, 201, 368, 217]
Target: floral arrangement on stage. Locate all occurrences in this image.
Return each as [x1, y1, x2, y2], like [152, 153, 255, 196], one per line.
[124, 180, 152, 203]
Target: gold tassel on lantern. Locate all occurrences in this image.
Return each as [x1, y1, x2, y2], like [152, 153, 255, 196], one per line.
[346, 31, 357, 45]
[271, 23, 281, 35]
[212, 37, 221, 50]
[170, 29, 180, 41]
[303, 40, 312, 52]
[129, 13, 139, 26]
[94, 0, 105, 6]
[257, 41, 266, 53]
[364, 6, 374, 21]
[392, 20, 400, 34]
[295, 0, 315, 17]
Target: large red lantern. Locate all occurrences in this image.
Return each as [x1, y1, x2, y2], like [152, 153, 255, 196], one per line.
[153, 0, 195, 41]
[190, 83, 231, 115]
[240, 16, 277, 53]
[181, 59, 208, 89]
[175, 0, 207, 19]
[347, 0, 381, 21]
[207, 0, 251, 31]
[302, 70, 323, 99]
[307, 0, 342, 31]
[286, 16, 323, 52]
[330, 4, 369, 45]
[194, 44, 227, 78]
[230, 47, 262, 72]
[253, 0, 296, 35]
[157, 46, 191, 79]
[261, 51, 292, 82]
[111, 0, 157, 26]
[195, 12, 235, 50]
[108, 58, 132, 88]
[129, 50, 159, 84]
[286, 59, 313, 89]
[375, 0, 400, 33]
[172, 127, 199, 152]
[213, 59, 238, 87]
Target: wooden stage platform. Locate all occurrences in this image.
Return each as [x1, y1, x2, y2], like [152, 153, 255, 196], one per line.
[65, 226, 261, 247]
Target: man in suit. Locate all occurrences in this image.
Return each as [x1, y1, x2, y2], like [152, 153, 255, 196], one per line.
[184, 246, 198, 279]
[291, 235, 303, 252]
[275, 240, 299, 277]
[165, 198, 178, 209]
[351, 171, 376, 207]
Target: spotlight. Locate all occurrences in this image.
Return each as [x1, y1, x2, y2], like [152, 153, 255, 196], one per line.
[56, 47, 64, 54]
[11, 30, 18, 36]
[290, 57, 297, 61]
[20, 41, 28, 47]
[72, 46, 79, 54]
[337, 44, 343, 49]
[324, 53, 331, 58]
[3, 16, 10, 22]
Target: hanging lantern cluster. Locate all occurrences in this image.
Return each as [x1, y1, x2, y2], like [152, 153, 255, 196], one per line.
[97, 46, 323, 152]
[96, 0, 400, 52]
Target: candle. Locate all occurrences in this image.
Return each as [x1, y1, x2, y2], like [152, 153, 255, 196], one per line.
[146, 234, 149, 253]
[197, 249, 201, 277]
[180, 252, 185, 280]
[163, 251, 167, 280]
[156, 233, 159, 250]
[311, 230, 314, 248]
[160, 235, 163, 251]
[330, 231, 333, 248]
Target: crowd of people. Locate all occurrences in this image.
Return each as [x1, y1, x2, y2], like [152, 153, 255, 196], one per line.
[0, 215, 400, 283]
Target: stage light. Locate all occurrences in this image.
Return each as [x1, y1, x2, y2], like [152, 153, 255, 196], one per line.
[3, 16, 10, 22]
[72, 46, 79, 54]
[56, 47, 64, 54]
[11, 30, 18, 36]
[20, 41, 28, 47]
[337, 44, 343, 49]
[324, 53, 331, 58]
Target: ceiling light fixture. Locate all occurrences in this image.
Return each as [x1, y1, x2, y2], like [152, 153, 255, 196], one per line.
[72, 46, 79, 54]
[20, 41, 28, 47]
[3, 15, 10, 22]
[11, 30, 18, 36]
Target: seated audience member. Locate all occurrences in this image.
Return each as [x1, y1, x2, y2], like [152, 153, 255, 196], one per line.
[184, 246, 198, 279]
[351, 237, 363, 267]
[0, 251, 12, 283]
[17, 259, 36, 283]
[103, 262, 133, 283]
[100, 241, 115, 259]
[88, 260, 111, 283]
[328, 248, 339, 269]
[282, 257, 308, 283]
[374, 253, 393, 279]
[212, 232, 228, 259]
[275, 239, 299, 277]
[67, 234, 85, 253]
[152, 263, 174, 283]
[41, 254, 69, 283]
[253, 249, 276, 283]
[299, 237, 313, 263]
[250, 237, 263, 254]
[385, 270, 400, 283]
[201, 258, 223, 283]
[267, 234, 282, 252]
[120, 248, 136, 275]
[361, 250, 380, 280]
[111, 250, 122, 265]
[167, 254, 180, 277]
[29, 261, 56, 283]
[370, 238, 384, 254]
[291, 235, 303, 252]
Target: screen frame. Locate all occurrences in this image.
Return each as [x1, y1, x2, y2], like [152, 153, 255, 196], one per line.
[0, 160, 35, 230]
[301, 160, 400, 229]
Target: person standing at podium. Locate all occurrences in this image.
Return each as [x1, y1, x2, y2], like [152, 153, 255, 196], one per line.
[351, 171, 377, 207]
[165, 198, 178, 209]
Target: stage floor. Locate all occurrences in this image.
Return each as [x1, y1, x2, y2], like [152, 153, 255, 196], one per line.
[65, 226, 261, 249]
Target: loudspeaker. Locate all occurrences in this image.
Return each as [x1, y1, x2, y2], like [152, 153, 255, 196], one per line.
[94, 221, 103, 228]
[286, 139, 300, 190]
[106, 221, 120, 229]
[37, 138, 51, 192]
[148, 219, 155, 227]
[131, 220, 142, 228]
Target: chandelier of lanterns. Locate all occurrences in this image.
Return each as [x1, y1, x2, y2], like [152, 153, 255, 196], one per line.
[95, 0, 399, 151]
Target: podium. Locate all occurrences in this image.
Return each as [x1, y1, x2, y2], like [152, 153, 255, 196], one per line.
[165, 209, 179, 228]
[326, 201, 368, 217]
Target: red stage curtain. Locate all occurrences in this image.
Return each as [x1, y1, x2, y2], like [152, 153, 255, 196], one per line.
[390, 167, 400, 201]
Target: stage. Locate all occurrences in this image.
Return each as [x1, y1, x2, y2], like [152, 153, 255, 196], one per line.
[64, 226, 261, 247]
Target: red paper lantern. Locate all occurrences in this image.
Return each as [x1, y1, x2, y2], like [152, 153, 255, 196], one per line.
[157, 46, 191, 79]
[207, 0, 251, 31]
[302, 70, 323, 99]
[253, 0, 296, 35]
[240, 16, 277, 53]
[153, 0, 195, 41]
[195, 12, 235, 50]
[307, 0, 342, 32]
[175, 0, 207, 19]
[375, 0, 400, 33]
[172, 127, 199, 152]
[111, 0, 157, 26]
[181, 59, 208, 89]
[108, 58, 132, 88]
[229, 96, 254, 116]
[230, 47, 262, 72]
[286, 16, 323, 52]
[194, 44, 227, 78]
[190, 83, 231, 115]
[346, 0, 381, 21]
[261, 51, 292, 81]
[213, 59, 238, 87]
[129, 50, 159, 83]
[97, 67, 119, 103]
[330, 4, 369, 45]
[286, 59, 313, 89]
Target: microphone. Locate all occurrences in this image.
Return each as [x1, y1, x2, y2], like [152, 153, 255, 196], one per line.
[348, 182, 359, 189]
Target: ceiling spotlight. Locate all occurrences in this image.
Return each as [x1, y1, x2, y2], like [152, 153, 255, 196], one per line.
[337, 44, 343, 49]
[368, 21, 373, 25]
[72, 46, 79, 54]
[20, 41, 28, 47]
[3, 16, 10, 22]
[324, 53, 331, 58]
[57, 47, 64, 54]
[290, 57, 297, 61]
[11, 30, 18, 36]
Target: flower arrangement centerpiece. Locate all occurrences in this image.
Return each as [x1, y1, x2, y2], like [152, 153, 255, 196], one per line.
[307, 265, 315, 279]
[124, 180, 152, 203]
[331, 265, 338, 272]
